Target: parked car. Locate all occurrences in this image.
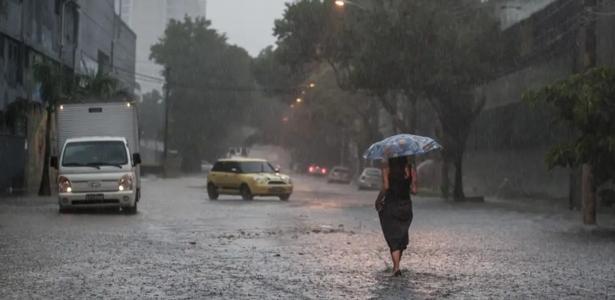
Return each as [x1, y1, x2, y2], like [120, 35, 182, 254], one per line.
[207, 158, 293, 201]
[307, 164, 328, 176]
[327, 166, 352, 184]
[358, 167, 382, 190]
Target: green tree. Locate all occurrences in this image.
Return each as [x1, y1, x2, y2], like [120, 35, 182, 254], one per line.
[274, 0, 514, 201]
[150, 17, 256, 171]
[524, 67, 615, 224]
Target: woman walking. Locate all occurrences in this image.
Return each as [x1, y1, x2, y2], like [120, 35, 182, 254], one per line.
[379, 156, 416, 277]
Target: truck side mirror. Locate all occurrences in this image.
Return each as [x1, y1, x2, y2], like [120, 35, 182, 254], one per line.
[50, 156, 58, 169]
[132, 153, 142, 166]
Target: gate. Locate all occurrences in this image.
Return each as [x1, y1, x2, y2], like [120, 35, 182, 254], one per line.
[0, 135, 26, 193]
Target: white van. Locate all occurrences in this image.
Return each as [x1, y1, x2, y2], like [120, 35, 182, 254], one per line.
[51, 102, 141, 214]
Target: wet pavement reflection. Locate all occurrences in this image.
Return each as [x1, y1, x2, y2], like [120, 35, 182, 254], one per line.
[1, 175, 614, 299]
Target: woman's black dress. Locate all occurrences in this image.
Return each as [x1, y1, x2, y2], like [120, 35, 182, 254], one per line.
[379, 163, 413, 252]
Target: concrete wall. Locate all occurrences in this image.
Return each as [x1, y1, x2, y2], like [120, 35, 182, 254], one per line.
[76, 0, 115, 74]
[112, 14, 137, 91]
[597, 2, 615, 68]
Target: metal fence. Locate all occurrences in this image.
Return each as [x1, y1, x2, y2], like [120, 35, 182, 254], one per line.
[0, 135, 26, 194]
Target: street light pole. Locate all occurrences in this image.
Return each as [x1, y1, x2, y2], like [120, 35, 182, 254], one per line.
[163, 67, 171, 176]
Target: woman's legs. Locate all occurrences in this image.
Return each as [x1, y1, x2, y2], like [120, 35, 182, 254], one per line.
[391, 250, 401, 273]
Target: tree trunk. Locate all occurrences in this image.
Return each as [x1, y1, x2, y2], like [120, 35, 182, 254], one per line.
[440, 155, 450, 200]
[38, 106, 52, 196]
[453, 152, 465, 201]
[581, 163, 596, 225]
[410, 98, 417, 134]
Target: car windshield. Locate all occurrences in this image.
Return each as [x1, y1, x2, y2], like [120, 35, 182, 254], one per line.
[239, 161, 275, 174]
[62, 141, 128, 167]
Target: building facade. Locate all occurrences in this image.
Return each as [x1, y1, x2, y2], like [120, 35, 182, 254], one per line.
[0, 0, 136, 194]
[465, 0, 615, 202]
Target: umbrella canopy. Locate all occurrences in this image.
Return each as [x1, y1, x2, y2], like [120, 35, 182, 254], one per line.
[363, 134, 442, 160]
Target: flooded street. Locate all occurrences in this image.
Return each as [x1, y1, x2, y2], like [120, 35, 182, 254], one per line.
[0, 175, 614, 299]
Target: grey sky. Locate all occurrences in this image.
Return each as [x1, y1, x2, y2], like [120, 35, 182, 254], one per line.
[207, 0, 289, 57]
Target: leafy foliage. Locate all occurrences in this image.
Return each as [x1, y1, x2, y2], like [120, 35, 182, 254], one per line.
[150, 17, 258, 170]
[273, 0, 514, 199]
[524, 67, 615, 185]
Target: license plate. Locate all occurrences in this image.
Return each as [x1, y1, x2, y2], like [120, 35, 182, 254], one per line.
[86, 194, 105, 201]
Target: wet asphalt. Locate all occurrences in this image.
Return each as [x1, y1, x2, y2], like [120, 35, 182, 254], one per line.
[1, 174, 615, 299]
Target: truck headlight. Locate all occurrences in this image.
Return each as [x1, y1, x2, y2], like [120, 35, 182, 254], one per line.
[58, 176, 72, 193]
[118, 175, 133, 191]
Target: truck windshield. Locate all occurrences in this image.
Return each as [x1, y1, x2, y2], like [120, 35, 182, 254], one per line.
[239, 161, 275, 174]
[62, 141, 128, 168]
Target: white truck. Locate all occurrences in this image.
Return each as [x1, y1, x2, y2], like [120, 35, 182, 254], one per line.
[51, 102, 141, 214]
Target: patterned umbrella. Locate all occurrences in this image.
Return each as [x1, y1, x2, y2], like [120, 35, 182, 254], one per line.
[363, 134, 442, 160]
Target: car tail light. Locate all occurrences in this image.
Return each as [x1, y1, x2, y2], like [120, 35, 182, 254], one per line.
[118, 175, 133, 191]
[309, 166, 315, 173]
[321, 168, 327, 175]
[58, 176, 72, 193]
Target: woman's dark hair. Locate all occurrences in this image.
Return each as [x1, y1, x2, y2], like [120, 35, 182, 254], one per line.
[388, 156, 410, 179]
[388, 156, 407, 168]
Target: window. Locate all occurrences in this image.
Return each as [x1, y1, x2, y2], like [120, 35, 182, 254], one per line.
[0, 36, 4, 59]
[212, 162, 226, 172]
[238, 161, 275, 174]
[62, 141, 128, 167]
[97, 50, 110, 74]
[6, 40, 21, 87]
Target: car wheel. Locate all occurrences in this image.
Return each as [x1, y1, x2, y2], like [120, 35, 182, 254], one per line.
[279, 194, 290, 201]
[124, 202, 138, 215]
[240, 184, 253, 201]
[207, 183, 219, 200]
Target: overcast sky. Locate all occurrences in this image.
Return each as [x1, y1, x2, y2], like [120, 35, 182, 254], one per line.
[207, 0, 289, 57]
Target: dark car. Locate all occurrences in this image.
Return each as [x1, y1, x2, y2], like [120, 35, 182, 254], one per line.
[308, 164, 328, 176]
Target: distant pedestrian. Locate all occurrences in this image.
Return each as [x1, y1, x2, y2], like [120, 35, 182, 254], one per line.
[378, 156, 416, 277]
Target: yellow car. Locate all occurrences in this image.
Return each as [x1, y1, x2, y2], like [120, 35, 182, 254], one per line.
[207, 158, 293, 201]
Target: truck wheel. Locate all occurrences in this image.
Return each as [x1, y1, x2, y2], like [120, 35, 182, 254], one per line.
[240, 184, 253, 201]
[124, 202, 138, 215]
[279, 194, 290, 201]
[207, 183, 219, 200]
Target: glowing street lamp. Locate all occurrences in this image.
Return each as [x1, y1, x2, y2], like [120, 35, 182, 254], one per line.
[309, 82, 316, 88]
[296, 98, 303, 103]
[334, 0, 367, 10]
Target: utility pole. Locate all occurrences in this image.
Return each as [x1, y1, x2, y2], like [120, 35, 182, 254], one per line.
[163, 67, 171, 177]
[581, 0, 597, 225]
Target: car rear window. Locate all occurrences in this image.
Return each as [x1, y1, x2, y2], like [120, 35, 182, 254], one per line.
[365, 169, 381, 176]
